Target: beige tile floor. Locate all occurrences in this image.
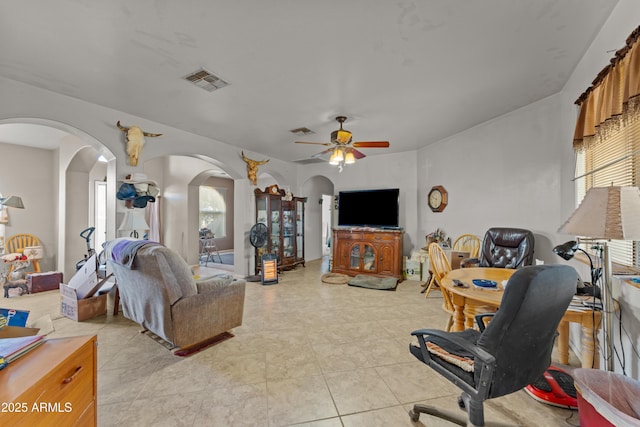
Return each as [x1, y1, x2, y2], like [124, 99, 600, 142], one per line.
[2, 259, 581, 426]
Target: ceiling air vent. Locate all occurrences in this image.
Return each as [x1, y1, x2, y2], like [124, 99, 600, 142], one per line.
[289, 127, 314, 135]
[183, 68, 229, 92]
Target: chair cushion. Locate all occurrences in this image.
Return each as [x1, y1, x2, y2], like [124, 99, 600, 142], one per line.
[410, 329, 480, 387]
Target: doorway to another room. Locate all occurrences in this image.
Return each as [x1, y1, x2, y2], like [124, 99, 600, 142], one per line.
[198, 179, 234, 272]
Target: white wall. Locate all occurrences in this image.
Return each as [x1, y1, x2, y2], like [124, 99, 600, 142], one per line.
[0, 142, 56, 271]
[418, 93, 566, 264]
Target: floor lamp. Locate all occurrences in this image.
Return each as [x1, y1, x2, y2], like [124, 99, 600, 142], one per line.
[558, 186, 640, 371]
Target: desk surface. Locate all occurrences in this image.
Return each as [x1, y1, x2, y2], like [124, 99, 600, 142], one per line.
[442, 267, 602, 368]
[441, 267, 515, 306]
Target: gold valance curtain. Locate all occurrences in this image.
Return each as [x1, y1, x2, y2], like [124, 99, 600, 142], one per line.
[573, 26, 640, 151]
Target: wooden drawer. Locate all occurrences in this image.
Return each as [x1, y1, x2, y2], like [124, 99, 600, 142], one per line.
[363, 232, 397, 242]
[0, 336, 96, 427]
[336, 231, 363, 240]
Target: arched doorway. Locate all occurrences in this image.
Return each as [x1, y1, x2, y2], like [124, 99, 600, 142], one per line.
[301, 175, 334, 262]
[0, 120, 116, 279]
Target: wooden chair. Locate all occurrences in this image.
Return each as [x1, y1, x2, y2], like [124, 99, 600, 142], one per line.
[453, 234, 481, 258]
[426, 243, 455, 331]
[5, 234, 42, 273]
[427, 242, 496, 331]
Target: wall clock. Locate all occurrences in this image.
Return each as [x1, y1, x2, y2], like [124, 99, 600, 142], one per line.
[428, 185, 448, 212]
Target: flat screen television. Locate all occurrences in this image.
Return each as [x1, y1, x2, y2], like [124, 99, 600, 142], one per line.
[337, 188, 400, 228]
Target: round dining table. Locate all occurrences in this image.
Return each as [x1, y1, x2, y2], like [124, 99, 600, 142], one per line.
[441, 267, 602, 368]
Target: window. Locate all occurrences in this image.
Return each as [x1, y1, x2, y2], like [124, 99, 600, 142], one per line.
[199, 186, 226, 238]
[578, 119, 640, 267]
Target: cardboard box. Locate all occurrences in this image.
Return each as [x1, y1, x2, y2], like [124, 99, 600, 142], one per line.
[26, 271, 63, 293]
[404, 257, 422, 281]
[60, 283, 107, 321]
[445, 250, 470, 270]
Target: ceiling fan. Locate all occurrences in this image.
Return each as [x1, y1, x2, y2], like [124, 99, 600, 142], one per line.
[295, 116, 390, 169]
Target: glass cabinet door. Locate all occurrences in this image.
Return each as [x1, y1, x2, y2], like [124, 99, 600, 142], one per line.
[296, 200, 304, 259]
[349, 244, 376, 271]
[282, 204, 294, 258]
[362, 244, 376, 272]
[270, 198, 281, 257]
[349, 244, 361, 269]
[256, 197, 267, 225]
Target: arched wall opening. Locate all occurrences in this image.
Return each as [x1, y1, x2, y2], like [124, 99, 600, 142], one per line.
[0, 119, 116, 280]
[301, 175, 334, 262]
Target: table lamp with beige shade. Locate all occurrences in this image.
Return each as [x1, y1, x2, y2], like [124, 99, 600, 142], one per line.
[558, 186, 640, 371]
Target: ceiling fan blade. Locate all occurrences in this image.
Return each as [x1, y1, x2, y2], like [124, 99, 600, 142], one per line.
[295, 141, 332, 146]
[352, 141, 390, 148]
[348, 148, 367, 159]
[311, 148, 334, 159]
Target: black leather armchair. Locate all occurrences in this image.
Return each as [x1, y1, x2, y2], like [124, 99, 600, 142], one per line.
[409, 265, 577, 426]
[462, 227, 535, 268]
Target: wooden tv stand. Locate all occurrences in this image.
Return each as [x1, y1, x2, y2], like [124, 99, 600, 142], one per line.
[332, 228, 404, 281]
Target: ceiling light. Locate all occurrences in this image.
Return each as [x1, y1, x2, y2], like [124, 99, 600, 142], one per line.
[334, 148, 344, 162]
[329, 150, 340, 165]
[97, 155, 108, 163]
[344, 151, 356, 164]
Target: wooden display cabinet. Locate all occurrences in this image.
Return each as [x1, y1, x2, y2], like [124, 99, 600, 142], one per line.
[332, 228, 404, 281]
[255, 185, 306, 273]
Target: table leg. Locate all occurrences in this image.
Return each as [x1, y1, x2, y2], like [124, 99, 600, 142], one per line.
[453, 304, 465, 332]
[557, 321, 569, 365]
[581, 324, 599, 369]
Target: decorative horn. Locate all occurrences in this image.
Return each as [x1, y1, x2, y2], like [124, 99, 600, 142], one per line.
[116, 120, 129, 132]
[143, 131, 163, 137]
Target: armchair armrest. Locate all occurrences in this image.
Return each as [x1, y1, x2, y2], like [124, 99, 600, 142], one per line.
[195, 274, 236, 294]
[475, 313, 495, 332]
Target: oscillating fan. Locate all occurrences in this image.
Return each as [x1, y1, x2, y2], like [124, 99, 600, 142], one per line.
[246, 223, 268, 282]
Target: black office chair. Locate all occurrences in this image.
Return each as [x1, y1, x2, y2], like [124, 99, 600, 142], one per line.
[409, 265, 577, 426]
[462, 227, 535, 268]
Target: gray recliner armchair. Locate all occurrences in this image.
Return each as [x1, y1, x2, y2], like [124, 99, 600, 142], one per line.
[106, 240, 245, 350]
[409, 265, 577, 426]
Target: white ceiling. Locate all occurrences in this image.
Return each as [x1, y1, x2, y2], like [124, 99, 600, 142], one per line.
[0, 1, 619, 162]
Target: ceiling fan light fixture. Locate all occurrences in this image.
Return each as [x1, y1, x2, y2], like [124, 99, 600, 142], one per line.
[329, 148, 344, 165]
[344, 151, 356, 164]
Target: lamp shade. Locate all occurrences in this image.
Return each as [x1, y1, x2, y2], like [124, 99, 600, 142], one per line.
[118, 210, 149, 232]
[0, 195, 24, 209]
[558, 186, 640, 240]
[553, 240, 579, 261]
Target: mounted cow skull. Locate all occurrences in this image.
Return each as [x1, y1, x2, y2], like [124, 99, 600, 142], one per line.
[241, 151, 269, 185]
[116, 121, 163, 166]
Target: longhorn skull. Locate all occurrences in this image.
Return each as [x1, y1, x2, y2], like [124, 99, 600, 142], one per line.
[116, 121, 162, 166]
[241, 151, 269, 185]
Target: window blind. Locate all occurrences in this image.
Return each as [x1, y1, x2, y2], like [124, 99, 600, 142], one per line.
[580, 117, 640, 267]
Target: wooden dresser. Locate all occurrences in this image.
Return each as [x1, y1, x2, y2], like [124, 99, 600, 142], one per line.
[332, 228, 404, 281]
[0, 335, 97, 427]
